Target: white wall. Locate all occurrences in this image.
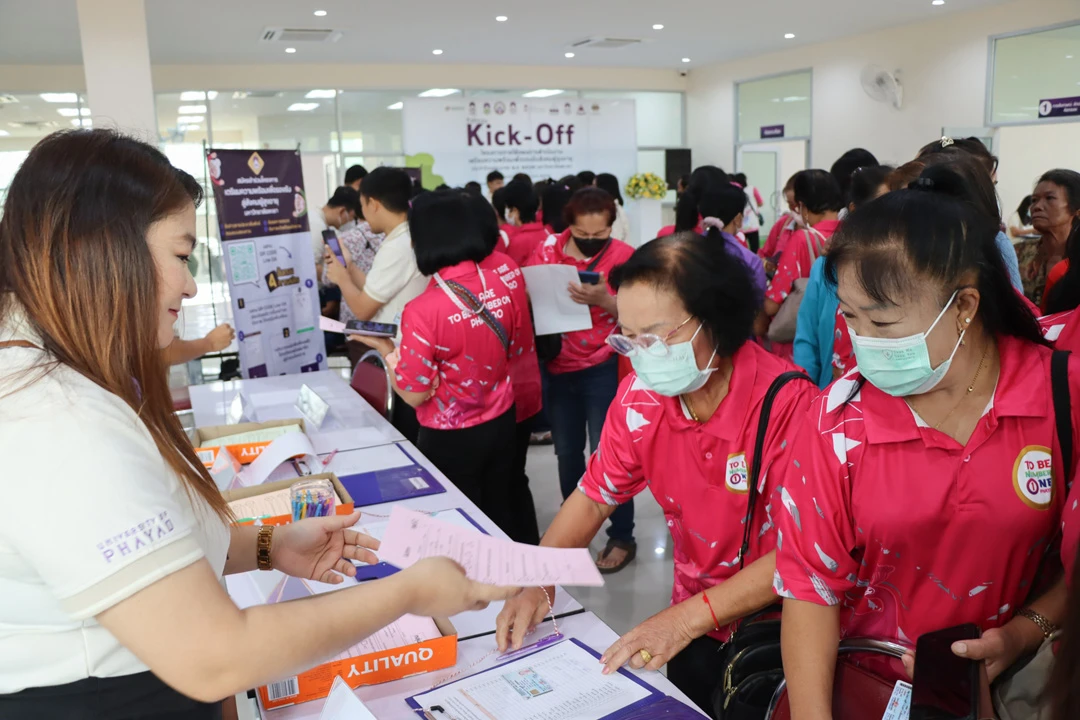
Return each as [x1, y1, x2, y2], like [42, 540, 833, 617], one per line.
[686, 0, 1079, 173]
[998, 123, 1080, 226]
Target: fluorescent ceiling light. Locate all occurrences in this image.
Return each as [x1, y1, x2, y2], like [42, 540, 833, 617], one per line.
[417, 88, 460, 97]
[784, 33, 795, 39]
[314, 9, 327, 16]
[565, 52, 575, 58]
[56, 107, 91, 117]
[178, 104, 207, 114]
[681, 57, 691, 63]
[178, 115, 205, 123]
[782, 95, 807, 102]
[285, 47, 297, 54]
[496, 15, 508, 21]
[0, 130, 9, 137]
[305, 89, 337, 99]
[653, 24, 664, 30]
[179, 124, 201, 130]
[523, 89, 564, 98]
[40, 93, 78, 103]
[432, 49, 444, 55]
[287, 102, 320, 111]
[387, 101, 404, 110]
[180, 91, 218, 101]
[70, 118, 91, 127]
[932, 0, 944, 5]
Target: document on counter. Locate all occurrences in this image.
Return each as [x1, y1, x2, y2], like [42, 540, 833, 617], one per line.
[352, 508, 488, 582]
[406, 638, 701, 720]
[319, 676, 377, 720]
[521, 265, 594, 336]
[379, 507, 604, 587]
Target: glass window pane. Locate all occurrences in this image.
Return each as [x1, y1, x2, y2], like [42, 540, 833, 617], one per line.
[736, 71, 812, 143]
[0, 91, 76, 205]
[338, 91, 408, 158]
[991, 23, 1080, 124]
[585, 90, 683, 147]
[208, 90, 337, 152]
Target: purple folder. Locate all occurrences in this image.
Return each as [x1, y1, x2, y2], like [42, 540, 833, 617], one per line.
[404, 638, 704, 718]
[337, 444, 446, 507]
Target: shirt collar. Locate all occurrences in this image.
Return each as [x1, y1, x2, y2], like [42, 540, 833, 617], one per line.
[385, 221, 409, 243]
[860, 335, 1049, 445]
[432, 260, 478, 283]
[813, 218, 842, 236]
[668, 341, 758, 440]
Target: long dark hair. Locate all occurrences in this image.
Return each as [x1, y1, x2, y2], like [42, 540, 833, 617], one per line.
[0, 129, 231, 520]
[542, 182, 573, 233]
[674, 165, 728, 232]
[826, 164, 1044, 346]
[595, 173, 624, 207]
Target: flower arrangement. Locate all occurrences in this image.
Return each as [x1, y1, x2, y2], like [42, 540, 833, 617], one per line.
[624, 172, 669, 200]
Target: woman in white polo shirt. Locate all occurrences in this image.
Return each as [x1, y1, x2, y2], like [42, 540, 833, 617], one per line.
[0, 130, 519, 719]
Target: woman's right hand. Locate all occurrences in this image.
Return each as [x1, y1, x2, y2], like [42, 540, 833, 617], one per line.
[397, 557, 521, 618]
[495, 586, 555, 652]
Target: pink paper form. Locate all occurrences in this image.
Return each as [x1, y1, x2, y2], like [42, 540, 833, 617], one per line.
[378, 507, 605, 587]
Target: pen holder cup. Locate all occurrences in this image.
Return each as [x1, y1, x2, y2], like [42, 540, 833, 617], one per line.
[290, 478, 336, 522]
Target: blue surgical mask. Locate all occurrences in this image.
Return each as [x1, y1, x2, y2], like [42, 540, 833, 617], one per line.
[849, 291, 965, 397]
[629, 324, 717, 396]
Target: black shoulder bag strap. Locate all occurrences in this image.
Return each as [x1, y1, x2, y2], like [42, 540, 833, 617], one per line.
[739, 370, 813, 569]
[445, 280, 511, 355]
[1052, 350, 1073, 483]
[585, 239, 613, 273]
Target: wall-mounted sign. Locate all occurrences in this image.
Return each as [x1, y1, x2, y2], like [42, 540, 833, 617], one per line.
[1039, 96, 1080, 119]
[760, 124, 785, 139]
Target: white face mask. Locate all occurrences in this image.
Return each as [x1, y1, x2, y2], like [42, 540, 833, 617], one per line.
[849, 291, 965, 397]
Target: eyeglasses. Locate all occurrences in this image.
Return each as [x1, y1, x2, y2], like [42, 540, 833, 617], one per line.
[607, 316, 696, 357]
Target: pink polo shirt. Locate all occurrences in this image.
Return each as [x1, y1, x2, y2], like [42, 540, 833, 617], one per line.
[766, 219, 841, 305]
[774, 336, 1077, 672]
[760, 214, 797, 260]
[479, 251, 542, 422]
[395, 261, 516, 431]
[577, 341, 815, 640]
[524, 230, 635, 375]
[504, 222, 550, 267]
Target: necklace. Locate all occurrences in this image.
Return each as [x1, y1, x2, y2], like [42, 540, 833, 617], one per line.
[928, 342, 991, 431]
[683, 395, 701, 423]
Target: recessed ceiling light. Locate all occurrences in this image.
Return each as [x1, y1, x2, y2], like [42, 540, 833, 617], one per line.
[784, 33, 795, 39]
[496, 15, 508, 22]
[0, 130, 10, 137]
[681, 57, 691, 63]
[932, 0, 944, 5]
[179, 124, 201, 130]
[523, 89, 565, 98]
[305, 89, 337, 99]
[387, 101, 404, 110]
[653, 24, 664, 30]
[40, 93, 78, 103]
[432, 49, 444, 55]
[313, 9, 327, 16]
[285, 47, 297, 54]
[1067, 55, 1075, 59]
[178, 105, 207, 114]
[417, 88, 460, 97]
[180, 91, 218, 101]
[565, 52, 575, 58]
[56, 107, 91, 117]
[287, 102, 320, 111]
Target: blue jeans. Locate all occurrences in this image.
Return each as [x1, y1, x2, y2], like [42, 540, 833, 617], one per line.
[546, 356, 635, 545]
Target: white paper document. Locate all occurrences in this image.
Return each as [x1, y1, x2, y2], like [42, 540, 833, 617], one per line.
[319, 676, 377, 720]
[521, 265, 594, 336]
[408, 640, 650, 720]
[237, 431, 319, 487]
[379, 507, 604, 587]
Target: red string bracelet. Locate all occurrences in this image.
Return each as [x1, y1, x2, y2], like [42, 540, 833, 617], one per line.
[703, 593, 721, 632]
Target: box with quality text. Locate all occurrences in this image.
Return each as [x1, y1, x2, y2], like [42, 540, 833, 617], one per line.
[256, 617, 458, 710]
[221, 473, 355, 527]
[192, 418, 308, 468]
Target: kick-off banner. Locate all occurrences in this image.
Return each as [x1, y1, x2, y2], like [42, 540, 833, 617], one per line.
[207, 148, 326, 379]
[403, 97, 637, 187]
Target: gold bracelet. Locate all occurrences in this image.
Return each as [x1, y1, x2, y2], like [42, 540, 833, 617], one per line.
[256, 526, 274, 571]
[1016, 607, 1056, 638]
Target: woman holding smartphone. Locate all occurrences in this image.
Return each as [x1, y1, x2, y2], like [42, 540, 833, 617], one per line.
[0, 130, 519, 718]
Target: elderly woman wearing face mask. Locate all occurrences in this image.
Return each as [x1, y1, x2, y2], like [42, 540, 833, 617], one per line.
[502, 232, 816, 713]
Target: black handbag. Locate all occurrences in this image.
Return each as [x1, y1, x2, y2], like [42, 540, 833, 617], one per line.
[713, 370, 811, 720]
[534, 241, 613, 364]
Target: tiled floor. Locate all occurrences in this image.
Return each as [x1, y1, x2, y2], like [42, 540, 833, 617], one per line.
[525, 444, 675, 637]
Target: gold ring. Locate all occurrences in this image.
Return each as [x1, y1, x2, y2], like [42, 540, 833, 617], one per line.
[639, 649, 653, 664]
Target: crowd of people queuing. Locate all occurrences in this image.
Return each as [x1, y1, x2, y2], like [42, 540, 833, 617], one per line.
[3, 125, 1080, 719]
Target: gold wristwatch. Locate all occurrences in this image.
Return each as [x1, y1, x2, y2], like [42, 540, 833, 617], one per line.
[256, 525, 274, 571]
[1016, 607, 1057, 639]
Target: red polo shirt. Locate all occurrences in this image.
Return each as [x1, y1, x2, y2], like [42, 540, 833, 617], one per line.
[395, 261, 516, 431]
[1041, 309, 1080, 584]
[505, 222, 550, 267]
[774, 336, 1076, 665]
[766, 219, 841, 305]
[524, 230, 635, 375]
[479, 251, 542, 422]
[760, 214, 797, 260]
[577, 341, 815, 640]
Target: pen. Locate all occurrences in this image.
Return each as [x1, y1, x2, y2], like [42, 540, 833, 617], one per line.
[322, 449, 339, 467]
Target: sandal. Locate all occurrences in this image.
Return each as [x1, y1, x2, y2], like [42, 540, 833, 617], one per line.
[596, 538, 637, 575]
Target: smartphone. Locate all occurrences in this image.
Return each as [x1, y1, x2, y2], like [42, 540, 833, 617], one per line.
[344, 319, 398, 338]
[578, 271, 601, 285]
[911, 623, 981, 720]
[322, 229, 346, 266]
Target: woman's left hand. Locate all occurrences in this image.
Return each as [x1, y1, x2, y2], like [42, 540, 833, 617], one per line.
[600, 603, 696, 674]
[271, 510, 380, 584]
[568, 278, 611, 307]
[900, 625, 1024, 683]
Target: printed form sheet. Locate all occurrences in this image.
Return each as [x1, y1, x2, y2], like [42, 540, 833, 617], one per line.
[379, 507, 604, 587]
[408, 640, 653, 720]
